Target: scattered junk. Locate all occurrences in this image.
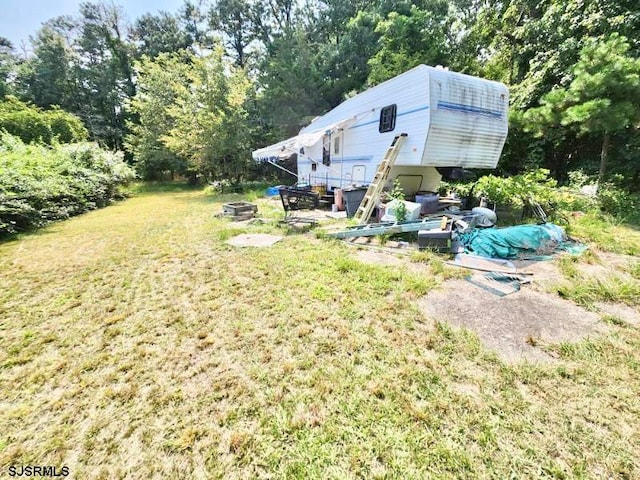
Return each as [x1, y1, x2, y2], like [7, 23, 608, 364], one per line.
[417, 217, 454, 252]
[448, 254, 517, 274]
[465, 272, 533, 297]
[471, 207, 497, 227]
[342, 186, 369, 218]
[326, 216, 452, 239]
[222, 201, 258, 221]
[226, 233, 283, 248]
[381, 198, 423, 222]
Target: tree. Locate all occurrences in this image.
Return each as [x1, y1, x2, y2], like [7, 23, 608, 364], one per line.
[161, 47, 254, 183]
[181, 0, 214, 51]
[0, 96, 87, 144]
[15, 26, 77, 110]
[367, 2, 450, 85]
[125, 53, 191, 180]
[257, 28, 329, 134]
[0, 37, 16, 98]
[74, 1, 136, 150]
[524, 34, 640, 184]
[209, 0, 256, 68]
[131, 11, 193, 58]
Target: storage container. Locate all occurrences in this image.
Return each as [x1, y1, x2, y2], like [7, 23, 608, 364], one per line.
[415, 192, 439, 214]
[342, 187, 368, 218]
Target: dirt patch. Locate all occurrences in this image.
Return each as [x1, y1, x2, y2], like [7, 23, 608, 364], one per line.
[353, 249, 406, 267]
[594, 302, 640, 326]
[352, 248, 434, 277]
[512, 258, 565, 291]
[226, 234, 283, 247]
[418, 279, 608, 363]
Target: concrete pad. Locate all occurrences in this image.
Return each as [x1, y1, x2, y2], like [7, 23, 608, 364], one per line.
[418, 279, 608, 363]
[226, 234, 283, 248]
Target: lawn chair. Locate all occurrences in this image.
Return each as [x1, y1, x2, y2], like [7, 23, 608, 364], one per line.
[278, 186, 320, 226]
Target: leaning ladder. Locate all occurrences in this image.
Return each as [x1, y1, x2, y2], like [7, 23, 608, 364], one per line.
[353, 133, 408, 224]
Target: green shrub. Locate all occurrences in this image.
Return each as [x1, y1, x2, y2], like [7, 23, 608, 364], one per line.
[596, 182, 638, 220]
[0, 133, 135, 235]
[0, 96, 87, 145]
[473, 169, 558, 208]
[46, 107, 88, 143]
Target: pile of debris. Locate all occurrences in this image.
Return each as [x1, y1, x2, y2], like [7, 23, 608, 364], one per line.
[328, 206, 586, 297]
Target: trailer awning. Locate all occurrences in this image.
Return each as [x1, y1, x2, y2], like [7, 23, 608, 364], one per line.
[252, 115, 361, 162]
[251, 136, 299, 161]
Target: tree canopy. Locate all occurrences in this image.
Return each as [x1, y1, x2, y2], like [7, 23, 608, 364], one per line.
[1, 0, 638, 187]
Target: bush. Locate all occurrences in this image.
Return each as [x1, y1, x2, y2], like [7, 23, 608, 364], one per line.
[473, 169, 558, 208]
[0, 133, 135, 235]
[596, 181, 639, 220]
[0, 96, 87, 145]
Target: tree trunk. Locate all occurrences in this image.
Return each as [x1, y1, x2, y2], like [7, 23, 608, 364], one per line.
[598, 131, 610, 185]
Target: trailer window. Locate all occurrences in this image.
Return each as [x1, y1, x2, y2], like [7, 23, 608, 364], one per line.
[322, 134, 331, 165]
[379, 104, 397, 133]
[333, 136, 340, 155]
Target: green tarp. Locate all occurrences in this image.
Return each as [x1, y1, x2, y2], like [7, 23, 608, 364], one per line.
[459, 223, 571, 259]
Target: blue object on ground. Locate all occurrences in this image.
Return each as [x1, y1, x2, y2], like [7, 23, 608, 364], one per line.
[459, 223, 568, 259]
[266, 186, 281, 196]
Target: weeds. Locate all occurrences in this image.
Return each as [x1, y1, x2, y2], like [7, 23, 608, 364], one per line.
[566, 213, 640, 255]
[555, 276, 640, 308]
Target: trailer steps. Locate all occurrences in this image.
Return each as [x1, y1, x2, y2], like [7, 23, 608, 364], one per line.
[353, 133, 408, 224]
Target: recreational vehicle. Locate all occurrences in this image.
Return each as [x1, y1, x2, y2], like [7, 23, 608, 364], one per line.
[252, 64, 509, 196]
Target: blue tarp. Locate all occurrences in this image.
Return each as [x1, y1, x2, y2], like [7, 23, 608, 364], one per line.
[459, 223, 569, 259]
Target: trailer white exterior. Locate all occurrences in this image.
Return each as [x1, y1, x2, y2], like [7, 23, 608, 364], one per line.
[252, 64, 509, 194]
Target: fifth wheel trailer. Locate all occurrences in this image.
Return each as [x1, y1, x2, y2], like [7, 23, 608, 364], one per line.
[252, 64, 509, 195]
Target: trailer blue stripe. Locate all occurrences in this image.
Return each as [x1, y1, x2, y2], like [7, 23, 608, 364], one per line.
[298, 155, 374, 165]
[436, 101, 503, 118]
[349, 105, 430, 129]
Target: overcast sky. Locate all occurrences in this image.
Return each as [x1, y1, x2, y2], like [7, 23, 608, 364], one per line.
[1, 0, 186, 51]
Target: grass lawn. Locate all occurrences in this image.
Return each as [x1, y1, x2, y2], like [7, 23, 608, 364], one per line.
[1, 184, 639, 479]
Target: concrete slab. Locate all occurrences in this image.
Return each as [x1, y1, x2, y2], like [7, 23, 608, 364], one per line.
[418, 279, 608, 363]
[226, 234, 283, 248]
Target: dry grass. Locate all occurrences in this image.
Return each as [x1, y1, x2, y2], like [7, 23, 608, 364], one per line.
[1, 184, 639, 478]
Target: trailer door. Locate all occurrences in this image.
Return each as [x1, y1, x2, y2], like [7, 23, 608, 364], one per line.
[352, 165, 366, 186]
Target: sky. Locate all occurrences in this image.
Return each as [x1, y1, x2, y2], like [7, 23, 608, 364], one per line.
[0, 0, 186, 51]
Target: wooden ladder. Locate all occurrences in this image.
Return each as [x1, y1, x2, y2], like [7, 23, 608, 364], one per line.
[353, 133, 408, 224]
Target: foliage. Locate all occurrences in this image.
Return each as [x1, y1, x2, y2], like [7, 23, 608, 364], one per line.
[0, 133, 134, 235]
[1, 0, 639, 192]
[388, 178, 407, 222]
[0, 96, 87, 144]
[0, 37, 16, 98]
[596, 182, 639, 220]
[125, 53, 191, 180]
[15, 3, 136, 150]
[473, 169, 558, 209]
[367, 2, 450, 85]
[524, 34, 640, 182]
[131, 11, 194, 59]
[161, 47, 254, 183]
